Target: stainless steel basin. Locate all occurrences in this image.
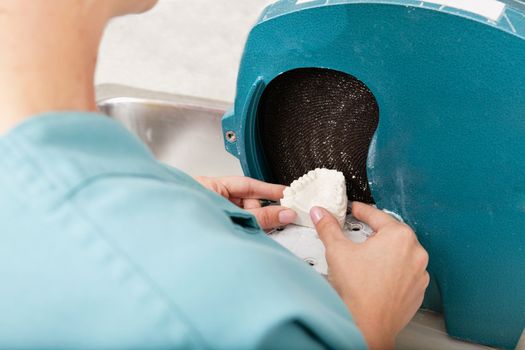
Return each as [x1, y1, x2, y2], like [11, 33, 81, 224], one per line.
[97, 84, 243, 177]
[96, 84, 513, 350]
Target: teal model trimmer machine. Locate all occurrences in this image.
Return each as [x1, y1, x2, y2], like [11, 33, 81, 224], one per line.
[222, 0, 525, 348]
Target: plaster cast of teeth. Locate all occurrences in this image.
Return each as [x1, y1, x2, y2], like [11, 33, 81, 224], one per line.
[280, 168, 348, 228]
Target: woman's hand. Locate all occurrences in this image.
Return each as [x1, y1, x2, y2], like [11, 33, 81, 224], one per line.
[310, 202, 430, 350]
[195, 176, 297, 230]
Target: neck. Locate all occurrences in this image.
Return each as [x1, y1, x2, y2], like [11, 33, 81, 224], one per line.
[0, 2, 111, 134]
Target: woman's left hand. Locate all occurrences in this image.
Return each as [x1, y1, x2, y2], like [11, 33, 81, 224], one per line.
[195, 176, 297, 230]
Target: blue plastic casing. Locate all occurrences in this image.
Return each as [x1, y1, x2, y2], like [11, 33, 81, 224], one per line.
[222, 1, 525, 348]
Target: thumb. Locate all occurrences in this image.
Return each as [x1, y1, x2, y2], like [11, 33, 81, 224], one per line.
[248, 206, 297, 230]
[310, 207, 348, 247]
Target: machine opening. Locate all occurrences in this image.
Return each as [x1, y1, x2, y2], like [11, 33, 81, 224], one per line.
[257, 68, 379, 203]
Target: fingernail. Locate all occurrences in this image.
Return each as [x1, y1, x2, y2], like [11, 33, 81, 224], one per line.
[310, 207, 325, 225]
[279, 209, 297, 224]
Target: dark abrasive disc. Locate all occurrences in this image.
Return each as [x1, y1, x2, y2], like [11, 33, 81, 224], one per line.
[257, 68, 379, 203]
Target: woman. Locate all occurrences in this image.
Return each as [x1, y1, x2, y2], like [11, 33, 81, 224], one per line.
[0, 1, 429, 349]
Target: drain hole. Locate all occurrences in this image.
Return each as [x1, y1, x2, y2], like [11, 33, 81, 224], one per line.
[350, 223, 364, 232]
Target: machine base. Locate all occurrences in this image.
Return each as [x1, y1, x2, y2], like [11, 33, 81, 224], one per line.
[268, 214, 374, 275]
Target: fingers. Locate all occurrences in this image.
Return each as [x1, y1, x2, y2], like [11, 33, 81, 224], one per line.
[351, 202, 400, 232]
[195, 176, 228, 197]
[218, 177, 286, 201]
[230, 198, 243, 207]
[243, 199, 262, 210]
[310, 207, 347, 247]
[248, 206, 297, 230]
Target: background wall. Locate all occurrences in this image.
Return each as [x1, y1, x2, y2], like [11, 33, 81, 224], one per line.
[96, 0, 273, 103]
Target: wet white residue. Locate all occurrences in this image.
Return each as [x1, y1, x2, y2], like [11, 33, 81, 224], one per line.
[366, 134, 378, 170]
[395, 168, 409, 219]
[382, 209, 405, 223]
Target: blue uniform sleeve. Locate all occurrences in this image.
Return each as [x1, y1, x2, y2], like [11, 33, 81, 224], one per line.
[258, 321, 329, 350]
[73, 174, 368, 350]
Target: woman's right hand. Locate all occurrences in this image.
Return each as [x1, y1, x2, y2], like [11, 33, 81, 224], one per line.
[310, 202, 430, 350]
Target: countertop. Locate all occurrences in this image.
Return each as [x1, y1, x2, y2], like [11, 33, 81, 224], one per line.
[96, 0, 273, 103]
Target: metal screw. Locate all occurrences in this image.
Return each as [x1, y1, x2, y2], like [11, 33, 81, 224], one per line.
[225, 130, 237, 143]
[304, 257, 317, 266]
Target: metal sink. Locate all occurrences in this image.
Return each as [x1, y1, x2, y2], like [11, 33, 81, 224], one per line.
[97, 84, 243, 177]
[96, 84, 515, 350]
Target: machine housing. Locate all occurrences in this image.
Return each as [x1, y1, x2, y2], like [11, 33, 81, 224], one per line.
[222, 1, 525, 348]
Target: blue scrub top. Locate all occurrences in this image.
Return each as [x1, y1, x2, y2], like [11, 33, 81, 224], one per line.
[0, 113, 366, 349]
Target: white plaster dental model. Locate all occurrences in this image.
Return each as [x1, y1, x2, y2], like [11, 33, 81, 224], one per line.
[280, 168, 348, 228]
